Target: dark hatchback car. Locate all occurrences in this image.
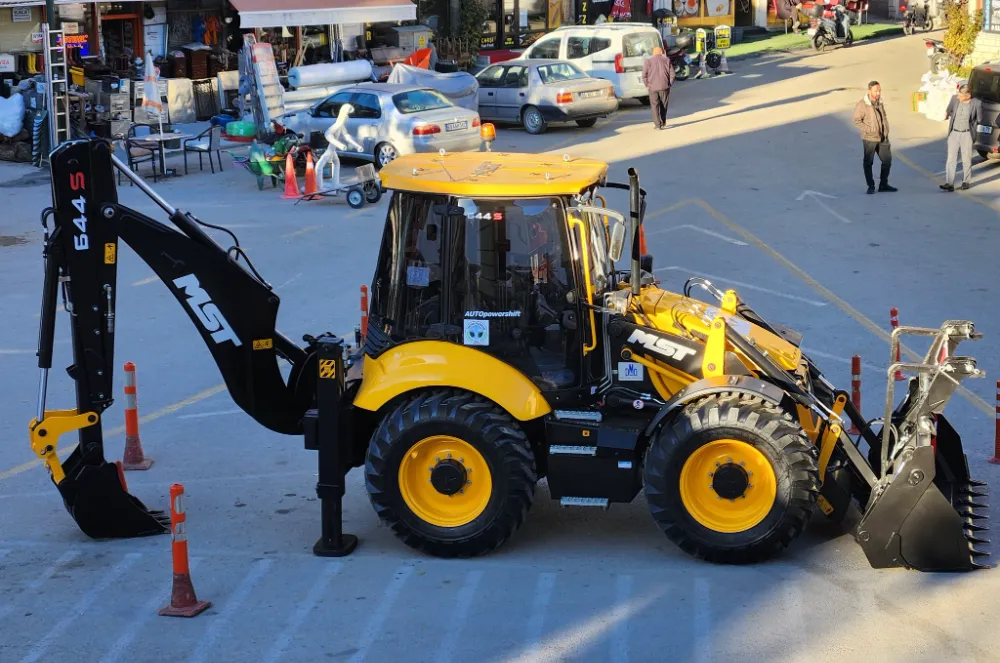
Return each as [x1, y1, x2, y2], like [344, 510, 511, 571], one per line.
[969, 63, 1000, 159]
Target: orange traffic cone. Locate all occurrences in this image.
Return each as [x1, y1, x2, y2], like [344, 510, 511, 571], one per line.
[122, 362, 153, 470]
[159, 484, 212, 618]
[304, 151, 319, 196]
[281, 152, 299, 199]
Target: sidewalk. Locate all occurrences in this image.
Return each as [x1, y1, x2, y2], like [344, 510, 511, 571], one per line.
[726, 21, 904, 59]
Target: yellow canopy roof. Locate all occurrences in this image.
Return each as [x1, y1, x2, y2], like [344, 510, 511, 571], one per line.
[378, 151, 609, 198]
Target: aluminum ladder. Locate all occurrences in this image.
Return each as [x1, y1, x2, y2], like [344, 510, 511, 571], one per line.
[42, 25, 72, 155]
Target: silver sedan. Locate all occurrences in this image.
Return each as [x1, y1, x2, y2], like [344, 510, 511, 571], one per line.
[288, 83, 483, 168]
[475, 60, 619, 135]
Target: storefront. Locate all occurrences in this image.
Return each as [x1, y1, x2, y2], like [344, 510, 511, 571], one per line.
[481, 0, 553, 50]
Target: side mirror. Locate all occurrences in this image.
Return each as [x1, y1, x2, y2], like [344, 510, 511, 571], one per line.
[609, 220, 626, 262]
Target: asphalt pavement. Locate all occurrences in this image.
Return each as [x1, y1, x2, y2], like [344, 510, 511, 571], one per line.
[1, 31, 999, 663]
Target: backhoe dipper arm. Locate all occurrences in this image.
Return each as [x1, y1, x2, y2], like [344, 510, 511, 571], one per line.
[33, 140, 319, 538]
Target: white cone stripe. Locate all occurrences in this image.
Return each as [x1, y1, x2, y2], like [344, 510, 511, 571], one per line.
[20, 553, 142, 663]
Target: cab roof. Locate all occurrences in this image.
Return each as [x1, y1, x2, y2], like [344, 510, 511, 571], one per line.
[378, 151, 610, 197]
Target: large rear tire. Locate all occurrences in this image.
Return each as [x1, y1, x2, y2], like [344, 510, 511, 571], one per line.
[365, 389, 537, 558]
[644, 393, 820, 564]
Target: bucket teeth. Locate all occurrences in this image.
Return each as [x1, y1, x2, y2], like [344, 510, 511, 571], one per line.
[967, 536, 991, 545]
[959, 489, 989, 499]
[957, 500, 990, 510]
[961, 509, 989, 520]
[965, 523, 989, 533]
[970, 548, 991, 558]
[971, 561, 994, 570]
[968, 480, 988, 488]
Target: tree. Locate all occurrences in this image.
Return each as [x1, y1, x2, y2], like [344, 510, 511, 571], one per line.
[942, 0, 985, 76]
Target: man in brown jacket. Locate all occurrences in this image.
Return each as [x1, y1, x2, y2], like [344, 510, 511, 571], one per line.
[642, 47, 675, 130]
[852, 81, 897, 194]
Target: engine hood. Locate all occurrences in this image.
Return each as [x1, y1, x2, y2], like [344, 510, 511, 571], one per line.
[635, 288, 802, 372]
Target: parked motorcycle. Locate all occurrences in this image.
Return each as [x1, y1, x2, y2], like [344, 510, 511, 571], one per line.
[901, 0, 934, 34]
[808, 4, 855, 51]
[925, 38, 954, 74]
[667, 32, 694, 81]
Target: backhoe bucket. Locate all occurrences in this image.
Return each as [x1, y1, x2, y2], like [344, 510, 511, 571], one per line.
[56, 449, 169, 539]
[852, 321, 991, 572]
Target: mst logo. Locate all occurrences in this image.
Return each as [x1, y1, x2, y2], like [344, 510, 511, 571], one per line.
[626, 329, 697, 363]
[173, 274, 242, 347]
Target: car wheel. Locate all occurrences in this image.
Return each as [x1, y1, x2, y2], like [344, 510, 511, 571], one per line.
[375, 142, 398, 169]
[347, 187, 365, 209]
[522, 106, 547, 135]
[575, 118, 597, 128]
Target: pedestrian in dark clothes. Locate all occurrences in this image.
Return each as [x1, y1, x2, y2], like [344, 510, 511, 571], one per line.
[642, 47, 675, 130]
[852, 80, 897, 194]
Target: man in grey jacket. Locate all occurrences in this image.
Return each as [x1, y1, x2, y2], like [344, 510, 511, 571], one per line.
[642, 47, 675, 130]
[852, 81, 896, 194]
[940, 83, 981, 191]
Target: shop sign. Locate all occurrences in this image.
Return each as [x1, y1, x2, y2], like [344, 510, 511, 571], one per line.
[31, 32, 43, 44]
[0, 54, 15, 73]
[63, 22, 80, 35]
[12, 7, 32, 22]
[480, 34, 497, 49]
[714, 25, 731, 50]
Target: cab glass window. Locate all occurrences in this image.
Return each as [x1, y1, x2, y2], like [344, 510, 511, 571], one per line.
[970, 68, 1000, 104]
[314, 91, 353, 118]
[349, 93, 381, 119]
[566, 36, 611, 58]
[504, 65, 528, 87]
[477, 65, 505, 87]
[529, 38, 561, 58]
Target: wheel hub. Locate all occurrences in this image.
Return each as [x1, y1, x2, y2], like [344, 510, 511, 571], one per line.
[711, 463, 750, 500]
[430, 459, 468, 496]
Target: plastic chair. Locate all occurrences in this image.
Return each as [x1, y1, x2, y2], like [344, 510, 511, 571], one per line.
[119, 124, 160, 185]
[182, 125, 224, 175]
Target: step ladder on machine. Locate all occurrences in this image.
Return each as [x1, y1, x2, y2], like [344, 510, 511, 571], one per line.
[42, 24, 72, 161]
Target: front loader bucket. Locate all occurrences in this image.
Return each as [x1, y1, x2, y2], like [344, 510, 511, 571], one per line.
[56, 449, 169, 539]
[855, 416, 990, 571]
[851, 320, 991, 572]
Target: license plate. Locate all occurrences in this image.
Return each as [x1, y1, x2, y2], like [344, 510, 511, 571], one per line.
[978, 124, 993, 134]
[807, 28, 816, 36]
[927, 47, 934, 56]
[445, 121, 468, 131]
[580, 91, 601, 99]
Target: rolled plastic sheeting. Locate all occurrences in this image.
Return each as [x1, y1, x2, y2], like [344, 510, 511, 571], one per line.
[386, 64, 479, 112]
[282, 85, 347, 103]
[287, 60, 374, 89]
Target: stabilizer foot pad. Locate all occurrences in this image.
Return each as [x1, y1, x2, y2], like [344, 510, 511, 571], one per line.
[313, 534, 358, 558]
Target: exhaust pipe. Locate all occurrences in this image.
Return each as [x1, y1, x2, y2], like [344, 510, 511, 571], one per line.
[628, 167, 641, 297]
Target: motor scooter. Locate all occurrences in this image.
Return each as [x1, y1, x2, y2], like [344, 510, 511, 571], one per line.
[808, 3, 854, 51]
[925, 38, 953, 74]
[666, 32, 694, 81]
[901, 0, 934, 34]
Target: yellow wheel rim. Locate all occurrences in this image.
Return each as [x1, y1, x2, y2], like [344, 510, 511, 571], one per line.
[678, 439, 778, 533]
[398, 435, 493, 528]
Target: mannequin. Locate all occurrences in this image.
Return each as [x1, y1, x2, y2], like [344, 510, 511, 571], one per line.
[315, 103, 363, 191]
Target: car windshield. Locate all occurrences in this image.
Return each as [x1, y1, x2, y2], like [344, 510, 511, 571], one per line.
[537, 63, 588, 84]
[392, 89, 453, 114]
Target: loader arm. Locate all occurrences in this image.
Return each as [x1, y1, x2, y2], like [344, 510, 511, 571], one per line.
[32, 139, 321, 539]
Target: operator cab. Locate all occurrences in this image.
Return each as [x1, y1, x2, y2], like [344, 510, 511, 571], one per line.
[369, 151, 624, 396]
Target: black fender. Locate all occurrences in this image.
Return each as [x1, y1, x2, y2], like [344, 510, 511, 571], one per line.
[642, 375, 790, 440]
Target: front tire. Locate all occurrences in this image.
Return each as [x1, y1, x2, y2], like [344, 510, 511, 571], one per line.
[644, 393, 820, 564]
[812, 31, 826, 51]
[346, 187, 365, 209]
[674, 61, 691, 81]
[365, 390, 537, 558]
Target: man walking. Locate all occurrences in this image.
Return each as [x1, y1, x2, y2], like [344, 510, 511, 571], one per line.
[852, 81, 897, 194]
[642, 47, 675, 130]
[940, 83, 981, 191]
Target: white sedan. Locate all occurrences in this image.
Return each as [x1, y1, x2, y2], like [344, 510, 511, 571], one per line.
[285, 83, 483, 168]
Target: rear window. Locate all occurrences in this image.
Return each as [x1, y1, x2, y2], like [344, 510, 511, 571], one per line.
[566, 36, 611, 58]
[392, 89, 453, 114]
[623, 32, 661, 58]
[537, 63, 588, 84]
[970, 68, 1000, 104]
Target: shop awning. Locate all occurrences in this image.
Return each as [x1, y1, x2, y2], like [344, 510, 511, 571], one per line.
[229, 0, 416, 29]
[0, 0, 143, 6]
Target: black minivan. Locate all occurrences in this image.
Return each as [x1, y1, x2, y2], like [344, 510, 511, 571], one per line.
[969, 62, 1000, 159]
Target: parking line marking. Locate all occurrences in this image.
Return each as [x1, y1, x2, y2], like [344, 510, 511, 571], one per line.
[178, 408, 244, 420]
[28, 550, 81, 590]
[99, 557, 202, 663]
[347, 565, 414, 663]
[524, 572, 557, 653]
[280, 225, 321, 239]
[20, 553, 142, 663]
[655, 265, 828, 307]
[188, 558, 273, 663]
[262, 561, 343, 663]
[0, 383, 226, 482]
[896, 151, 1000, 214]
[435, 570, 485, 663]
[131, 276, 158, 286]
[686, 198, 994, 418]
[693, 578, 711, 663]
[647, 224, 748, 246]
[610, 575, 635, 663]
